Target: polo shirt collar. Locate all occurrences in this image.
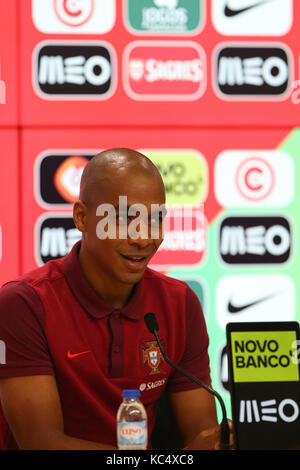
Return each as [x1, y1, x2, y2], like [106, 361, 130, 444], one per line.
[63, 242, 143, 321]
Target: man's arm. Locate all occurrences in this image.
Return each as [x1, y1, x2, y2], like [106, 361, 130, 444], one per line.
[0, 375, 116, 450]
[169, 387, 222, 450]
[167, 286, 233, 450]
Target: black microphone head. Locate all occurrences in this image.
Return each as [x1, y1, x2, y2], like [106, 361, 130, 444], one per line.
[144, 312, 159, 334]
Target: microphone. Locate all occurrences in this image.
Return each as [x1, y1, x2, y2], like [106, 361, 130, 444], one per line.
[144, 312, 230, 450]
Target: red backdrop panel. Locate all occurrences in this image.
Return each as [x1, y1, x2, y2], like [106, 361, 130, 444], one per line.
[21, 127, 289, 273]
[19, 0, 300, 127]
[0, 0, 18, 126]
[0, 130, 19, 284]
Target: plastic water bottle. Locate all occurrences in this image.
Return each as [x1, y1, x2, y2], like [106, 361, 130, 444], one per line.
[117, 389, 148, 450]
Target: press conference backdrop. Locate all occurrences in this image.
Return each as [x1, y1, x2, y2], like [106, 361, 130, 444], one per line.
[1, 0, 300, 422]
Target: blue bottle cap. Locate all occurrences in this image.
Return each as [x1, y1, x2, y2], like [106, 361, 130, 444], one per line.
[122, 389, 141, 399]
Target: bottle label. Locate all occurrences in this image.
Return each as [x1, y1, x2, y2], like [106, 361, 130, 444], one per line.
[117, 421, 147, 446]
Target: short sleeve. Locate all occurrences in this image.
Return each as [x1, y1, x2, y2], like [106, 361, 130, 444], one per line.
[167, 285, 211, 393]
[0, 280, 54, 377]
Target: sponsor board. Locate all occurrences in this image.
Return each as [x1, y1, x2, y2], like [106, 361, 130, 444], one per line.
[32, 0, 116, 34]
[212, 0, 293, 36]
[35, 214, 81, 265]
[230, 330, 299, 383]
[34, 151, 97, 208]
[214, 150, 294, 207]
[213, 43, 293, 101]
[216, 274, 296, 329]
[149, 206, 206, 270]
[124, 0, 205, 35]
[123, 41, 206, 101]
[140, 149, 208, 205]
[33, 41, 117, 100]
[238, 397, 299, 424]
[218, 215, 293, 265]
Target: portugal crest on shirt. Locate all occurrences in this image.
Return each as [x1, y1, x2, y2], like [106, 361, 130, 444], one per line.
[142, 341, 163, 375]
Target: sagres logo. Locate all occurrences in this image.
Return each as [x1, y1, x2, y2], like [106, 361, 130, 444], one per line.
[219, 216, 292, 265]
[142, 341, 163, 375]
[216, 274, 295, 329]
[212, 0, 293, 36]
[0, 60, 6, 105]
[214, 150, 294, 207]
[35, 215, 81, 265]
[125, 0, 204, 35]
[143, 149, 208, 205]
[239, 398, 299, 424]
[32, 0, 116, 34]
[214, 43, 292, 100]
[123, 41, 206, 100]
[149, 205, 206, 270]
[35, 152, 95, 208]
[33, 41, 116, 99]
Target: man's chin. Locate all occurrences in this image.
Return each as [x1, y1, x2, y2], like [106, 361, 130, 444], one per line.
[119, 269, 146, 286]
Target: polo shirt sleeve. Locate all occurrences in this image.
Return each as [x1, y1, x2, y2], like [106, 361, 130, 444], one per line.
[167, 285, 211, 393]
[0, 280, 54, 377]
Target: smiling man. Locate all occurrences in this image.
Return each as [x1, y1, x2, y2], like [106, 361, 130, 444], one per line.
[0, 148, 229, 450]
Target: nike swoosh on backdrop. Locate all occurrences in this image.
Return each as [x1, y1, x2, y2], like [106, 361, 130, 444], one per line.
[67, 350, 91, 359]
[224, 0, 273, 17]
[227, 293, 277, 313]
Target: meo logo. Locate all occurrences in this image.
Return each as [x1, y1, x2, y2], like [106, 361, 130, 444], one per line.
[214, 44, 292, 100]
[33, 41, 117, 100]
[239, 398, 299, 424]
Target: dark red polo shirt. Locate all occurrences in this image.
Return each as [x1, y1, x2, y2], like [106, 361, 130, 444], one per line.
[0, 242, 211, 450]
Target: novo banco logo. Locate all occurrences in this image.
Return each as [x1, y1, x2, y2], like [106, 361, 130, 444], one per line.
[141, 149, 208, 205]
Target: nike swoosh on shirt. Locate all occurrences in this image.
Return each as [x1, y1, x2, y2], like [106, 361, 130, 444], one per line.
[227, 293, 277, 314]
[67, 350, 91, 359]
[224, 0, 272, 17]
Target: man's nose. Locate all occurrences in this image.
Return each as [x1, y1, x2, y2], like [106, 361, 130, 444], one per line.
[127, 220, 153, 247]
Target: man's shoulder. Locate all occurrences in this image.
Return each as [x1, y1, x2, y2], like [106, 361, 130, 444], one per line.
[143, 267, 188, 291]
[1, 257, 65, 294]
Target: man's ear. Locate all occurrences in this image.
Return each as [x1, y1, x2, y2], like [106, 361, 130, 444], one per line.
[73, 200, 88, 233]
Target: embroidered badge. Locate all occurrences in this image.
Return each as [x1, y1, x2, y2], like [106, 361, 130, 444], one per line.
[142, 341, 164, 375]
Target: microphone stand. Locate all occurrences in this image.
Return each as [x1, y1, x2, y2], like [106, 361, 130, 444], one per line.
[152, 328, 230, 450]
